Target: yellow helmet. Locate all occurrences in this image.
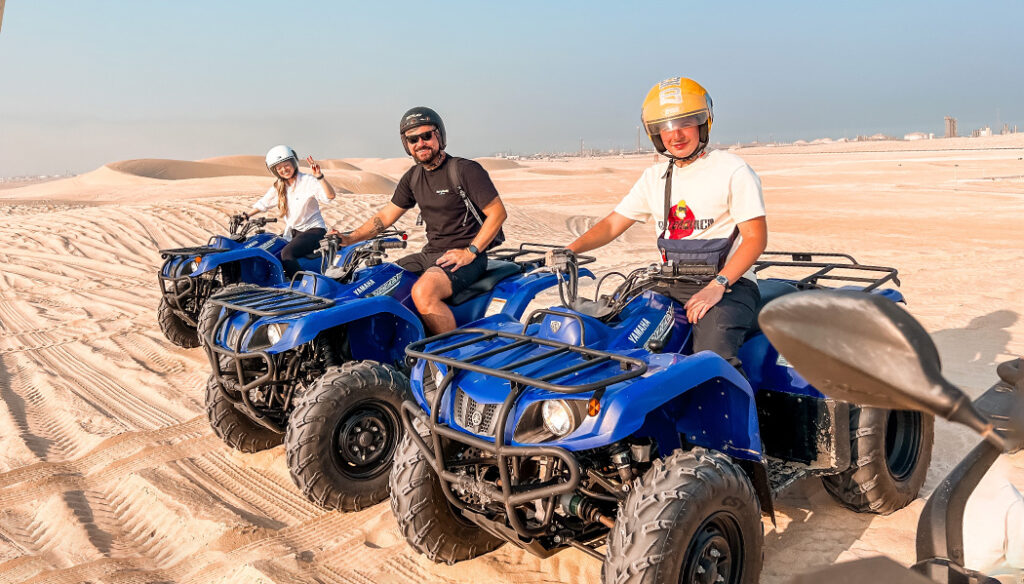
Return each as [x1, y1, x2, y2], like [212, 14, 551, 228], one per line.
[641, 77, 713, 158]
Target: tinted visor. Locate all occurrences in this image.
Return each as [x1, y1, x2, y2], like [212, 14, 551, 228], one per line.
[645, 110, 709, 136]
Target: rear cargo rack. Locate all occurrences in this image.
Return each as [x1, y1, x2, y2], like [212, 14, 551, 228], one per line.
[209, 286, 335, 317]
[753, 251, 900, 292]
[158, 245, 227, 259]
[488, 242, 596, 268]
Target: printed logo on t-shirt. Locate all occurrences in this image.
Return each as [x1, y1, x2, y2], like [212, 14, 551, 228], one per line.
[434, 188, 450, 197]
[663, 199, 714, 239]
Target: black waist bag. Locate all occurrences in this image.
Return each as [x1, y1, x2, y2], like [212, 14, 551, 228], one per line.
[657, 234, 736, 271]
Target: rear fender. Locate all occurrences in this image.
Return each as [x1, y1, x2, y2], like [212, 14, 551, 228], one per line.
[267, 296, 424, 363]
[495, 268, 594, 320]
[554, 352, 763, 461]
[196, 248, 285, 285]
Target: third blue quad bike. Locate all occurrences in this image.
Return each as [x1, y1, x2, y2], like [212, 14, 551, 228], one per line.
[763, 291, 1023, 584]
[201, 235, 593, 511]
[157, 213, 325, 348]
[391, 251, 934, 584]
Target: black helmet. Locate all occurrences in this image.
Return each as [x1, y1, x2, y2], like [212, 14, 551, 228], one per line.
[399, 106, 446, 154]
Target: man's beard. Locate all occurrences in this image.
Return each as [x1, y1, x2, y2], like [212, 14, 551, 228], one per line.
[416, 147, 444, 169]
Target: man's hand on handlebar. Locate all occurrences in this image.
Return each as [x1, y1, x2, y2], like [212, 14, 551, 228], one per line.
[543, 247, 576, 272]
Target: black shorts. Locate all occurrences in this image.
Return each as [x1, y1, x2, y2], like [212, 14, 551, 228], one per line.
[397, 250, 489, 298]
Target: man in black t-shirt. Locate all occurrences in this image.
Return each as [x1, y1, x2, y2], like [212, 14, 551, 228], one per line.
[337, 107, 507, 334]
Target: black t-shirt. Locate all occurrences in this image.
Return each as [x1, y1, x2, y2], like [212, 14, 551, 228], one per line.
[391, 155, 502, 253]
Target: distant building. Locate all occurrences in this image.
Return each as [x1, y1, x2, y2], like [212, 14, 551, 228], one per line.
[945, 116, 958, 138]
[904, 132, 929, 141]
[971, 126, 993, 138]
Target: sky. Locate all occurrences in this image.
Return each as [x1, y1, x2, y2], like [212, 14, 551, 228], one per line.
[1, 1, 1022, 176]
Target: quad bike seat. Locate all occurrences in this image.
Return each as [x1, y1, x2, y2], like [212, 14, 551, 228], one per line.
[449, 260, 522, 305]
[744, 279, 800, 340]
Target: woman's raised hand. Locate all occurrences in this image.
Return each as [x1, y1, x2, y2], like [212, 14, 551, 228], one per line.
[307, 156, 323, 178]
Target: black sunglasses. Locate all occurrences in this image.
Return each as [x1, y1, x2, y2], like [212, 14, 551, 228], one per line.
[405, 129, 435, 144]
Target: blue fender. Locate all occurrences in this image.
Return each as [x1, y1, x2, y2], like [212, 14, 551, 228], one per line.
[496, 268, 594, 320]
[195, 247, 285, 284]
[540, 351, 763, 461]
[268, 296, 425, 363]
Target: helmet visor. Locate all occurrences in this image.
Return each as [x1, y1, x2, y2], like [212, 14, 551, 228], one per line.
[645, 110, 709, 136]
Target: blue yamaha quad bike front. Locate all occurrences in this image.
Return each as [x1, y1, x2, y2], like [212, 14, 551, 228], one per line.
[157, 213, 324, 348]
[391, 251, 932, 584]
[201, 237, 593, 512]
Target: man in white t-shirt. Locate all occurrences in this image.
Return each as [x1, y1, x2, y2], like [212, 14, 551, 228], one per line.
[248, 145, 336, 277]
[563, 77, 768, 370]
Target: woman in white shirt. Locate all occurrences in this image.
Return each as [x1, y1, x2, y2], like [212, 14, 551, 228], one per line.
[247, 145, 337, 277]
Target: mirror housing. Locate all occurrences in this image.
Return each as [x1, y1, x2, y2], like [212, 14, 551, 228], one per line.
[759, 290, 1004, 449]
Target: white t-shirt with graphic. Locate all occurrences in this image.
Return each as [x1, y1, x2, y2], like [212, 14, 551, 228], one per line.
[253, 172, 331, 235]
[614, 150, 766, 282]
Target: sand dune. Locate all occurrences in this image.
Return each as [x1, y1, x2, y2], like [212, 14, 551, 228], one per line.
[340, 157, 414, 179]
[473, 157, 523, 171]
[0, 140, 1021, 583]
[108, 158, 270, 180]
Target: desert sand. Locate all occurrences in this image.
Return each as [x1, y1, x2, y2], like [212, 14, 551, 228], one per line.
[0, 136, 1021, 583]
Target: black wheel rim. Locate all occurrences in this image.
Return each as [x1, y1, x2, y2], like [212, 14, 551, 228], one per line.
[885, 410, 922, 482]
[680, 512, 743, 584]
[332, 401, 401, 480]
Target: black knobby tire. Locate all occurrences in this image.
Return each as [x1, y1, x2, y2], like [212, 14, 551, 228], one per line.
[389, 422, 504, 564]
[605, 448, 763, 584]
[822, 406, 934, 515]
[205, 374, 283, 453]
[196, 283, 259, 348]
[158, 296, 200, 349]
[285, 361, 409, 511]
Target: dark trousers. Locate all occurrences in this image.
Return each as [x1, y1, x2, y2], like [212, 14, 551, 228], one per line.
[281, 227, 326, 278]
[670, 277, 760, 371]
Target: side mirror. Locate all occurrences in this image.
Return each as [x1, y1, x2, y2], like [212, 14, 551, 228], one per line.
[759, 290, 1005, 449]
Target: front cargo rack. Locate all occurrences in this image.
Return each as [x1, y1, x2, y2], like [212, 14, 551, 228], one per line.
[208, 286, 335, 318]
[406, 324, 646, 394]
[753, 251, 900, 292]
[158, 245, 228, 260]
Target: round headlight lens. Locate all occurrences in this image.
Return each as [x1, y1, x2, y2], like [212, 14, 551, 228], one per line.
[542, 400, 574, 437]
[267, 323, 287, 345]
[185, 260, 199, 274]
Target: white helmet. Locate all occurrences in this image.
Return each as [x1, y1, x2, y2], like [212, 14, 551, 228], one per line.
[265, 145, 299, 177]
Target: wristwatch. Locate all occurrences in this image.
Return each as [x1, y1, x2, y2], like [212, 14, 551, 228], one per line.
[315, 174, 325, 180]
[713, 274, 730, 288]
[467, 244, 480, 255]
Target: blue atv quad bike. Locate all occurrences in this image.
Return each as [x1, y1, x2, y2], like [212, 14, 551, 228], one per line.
[391, 251, 934, 584]
[157, 213, 325, 348]
[201, 235, 593, 512]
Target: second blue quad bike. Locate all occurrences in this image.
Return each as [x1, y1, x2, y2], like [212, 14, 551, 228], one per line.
[157, 213, 325, 348]
[391, 251, 934, 584]
[201, 235, 592, 511]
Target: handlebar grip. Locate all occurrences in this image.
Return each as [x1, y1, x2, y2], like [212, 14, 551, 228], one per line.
[265, 218, 278, 223]
[379, 240, 407, 250]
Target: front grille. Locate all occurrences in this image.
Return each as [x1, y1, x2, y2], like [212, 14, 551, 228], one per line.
[453, 388, 500, 437]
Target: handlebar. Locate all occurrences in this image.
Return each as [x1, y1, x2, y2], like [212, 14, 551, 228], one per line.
[228, 214, 278, 238]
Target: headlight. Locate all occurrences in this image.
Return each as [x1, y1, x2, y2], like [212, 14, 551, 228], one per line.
[266, 323, 287, 345]
[542, 400, 575, 437]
